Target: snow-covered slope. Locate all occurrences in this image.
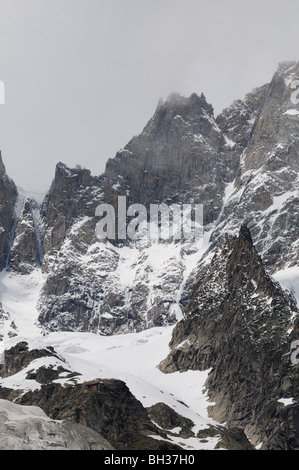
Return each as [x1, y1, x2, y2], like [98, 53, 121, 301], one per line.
[0, 267, 222, 450]
[38, 220, 211, 334]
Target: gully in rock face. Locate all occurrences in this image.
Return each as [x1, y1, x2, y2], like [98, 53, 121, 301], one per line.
[95, 196, 203, 243]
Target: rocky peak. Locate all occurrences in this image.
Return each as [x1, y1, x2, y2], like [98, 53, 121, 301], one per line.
[242, 61, 299, 173]
[238, 223, 253, 243]
[105, 92, 238, 226]
[0, 151, 6, 177]
[159, 225, 298, 448]
[41, 162, 105, 256]
[0, 152, 18, 270]
[216, 83, 270, 150]
[275, 60, 299, 81]
[9, 197, 42, 274]
[225, 224, 269, 293]
[51, 162, 92, 192]
[209, 62, 299, 273]
[143, 91, 214, 136]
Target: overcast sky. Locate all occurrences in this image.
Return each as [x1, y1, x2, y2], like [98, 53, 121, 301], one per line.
[0, 0, 299, 193]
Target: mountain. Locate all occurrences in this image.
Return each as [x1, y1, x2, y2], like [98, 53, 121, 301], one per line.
[0, 60, 298, 450]
[105, 91, 237, 223]
[213, 62, 299, 273]
[159, 225, 299, 449]
[0, 152, 18, 271]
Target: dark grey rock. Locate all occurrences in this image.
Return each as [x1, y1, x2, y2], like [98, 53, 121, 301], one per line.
[159, 225, 299, 449]
[9, 197, 41, 274]
[0, 152, 18, 270]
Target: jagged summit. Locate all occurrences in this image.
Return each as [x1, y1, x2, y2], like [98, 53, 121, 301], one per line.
[0, 151, 6, 176]
[0, 152, 18, 270]
[159, 225, 298, 448]
[141, 91, 214, 137]
[156, 91, 214, 115]
[104, 89, 231, 225]
[51, 161, 92, 186]
[276, 59, 299, 76]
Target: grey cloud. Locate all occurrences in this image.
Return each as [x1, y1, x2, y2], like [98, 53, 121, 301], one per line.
[0, 0, 298, 192]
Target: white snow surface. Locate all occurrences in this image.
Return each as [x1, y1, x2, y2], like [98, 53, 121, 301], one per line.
[277, 398, 294, 406]
[0, 266, 221, 450]
[283, 109, 299, 116]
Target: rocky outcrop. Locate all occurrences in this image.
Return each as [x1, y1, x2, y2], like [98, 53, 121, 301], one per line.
[9, 197, 42, 274]
[0, 342, 182, 449]
[146, 401, 254, 449]
[0, 152, 18, 270]
[41, 162, 105, 257]
[196, 425, 255, 450]
[0, 398, 113, 450]
[147, 402, 195, 438]
[13, 379, 181, 450]
[159, 225, 299, 449]
[0, 305, 17, 342]
[0, 341, 64, 378]
[216, 83, 269, 151]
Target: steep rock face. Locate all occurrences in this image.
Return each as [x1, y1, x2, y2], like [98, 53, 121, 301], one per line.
[36, 92, 240, 335]
[37, 155, 207, 334]
[159, 225, 299, 449]
[34, 62, 299, 336]
[9, 197, 42, 274]
[105, 92, 238, 226]
[0, 152, 18, 270]
[41, 163, 105, 257]
[37, 233, 200, 334]
[213, 61, 299, 272]
[15, 379, 181, 450]
[37, 165, 118, 332]
[216, 83, 270, 151]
